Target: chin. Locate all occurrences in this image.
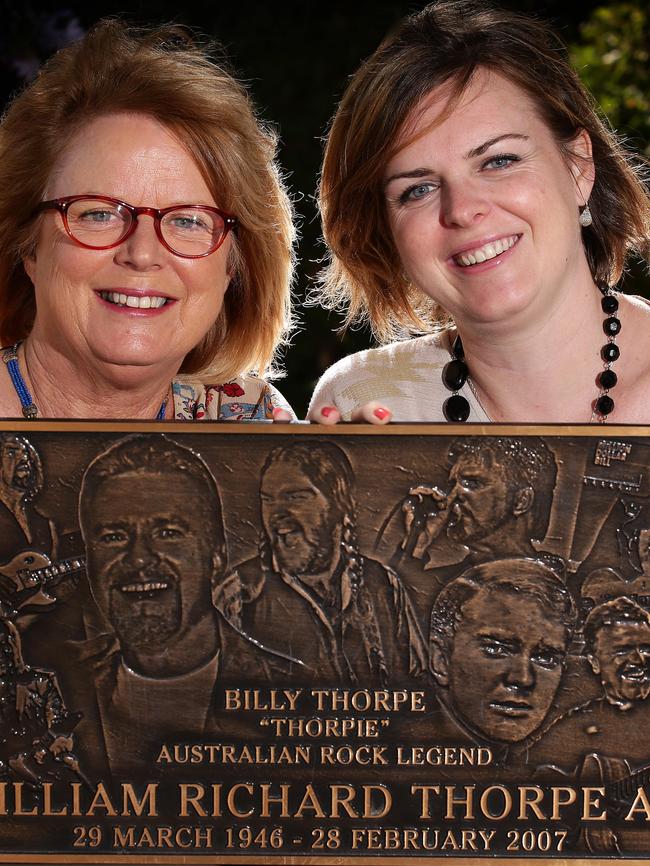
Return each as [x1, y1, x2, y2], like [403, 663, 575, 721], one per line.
[91, 343, 179, 371]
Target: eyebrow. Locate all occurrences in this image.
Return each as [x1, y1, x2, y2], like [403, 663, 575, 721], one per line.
[384, 133, 529, 186]
[465, 133, 529, 159]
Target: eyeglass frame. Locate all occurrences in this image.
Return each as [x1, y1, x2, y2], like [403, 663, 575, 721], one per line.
[36, 194, 238, 259]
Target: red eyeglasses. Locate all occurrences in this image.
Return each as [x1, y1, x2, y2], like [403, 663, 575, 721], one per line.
[38, 195, 237, 258]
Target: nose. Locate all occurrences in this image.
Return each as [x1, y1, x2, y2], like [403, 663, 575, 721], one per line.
[113, 214, 164, 270]
[439, 178, 490, 229]
[126, 529, 157, 569]
[449, 478, 465, 502]
[504, 654, 535, 691]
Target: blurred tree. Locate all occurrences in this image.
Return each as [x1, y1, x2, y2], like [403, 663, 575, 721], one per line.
[569, 4, 649, 309]
[570, 3, 649, 156]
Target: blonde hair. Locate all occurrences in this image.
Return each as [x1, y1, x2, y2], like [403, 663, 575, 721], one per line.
[318, 0, 649, 342]
[0, 19, 295, 380]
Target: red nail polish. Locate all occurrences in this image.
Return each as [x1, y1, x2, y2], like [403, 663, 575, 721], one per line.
[374, 407, 390, 420]
[321, 407, 334, 417]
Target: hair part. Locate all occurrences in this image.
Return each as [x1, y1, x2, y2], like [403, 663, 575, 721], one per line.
[317, 0, 649, 341]
[0, 19, 295, 380]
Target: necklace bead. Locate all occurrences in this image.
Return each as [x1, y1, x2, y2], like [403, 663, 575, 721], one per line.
[599, 369, 617, 389]
[442, 358, 468, 390]
[602, 342, 620, 363]
[596, 394, 615, 416]
[603, 316, 621, 337]
[444, 393, 471, 422]
[601, 294, 619, 314]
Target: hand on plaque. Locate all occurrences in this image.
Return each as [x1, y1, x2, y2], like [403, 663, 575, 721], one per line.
[312, 402, 393, 425]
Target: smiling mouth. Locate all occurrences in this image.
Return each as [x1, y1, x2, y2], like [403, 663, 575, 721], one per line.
[454, 234, 520, 267]
[121, 581, 169, 592]
[621, 668, 650, 682]
[99, 291, 170, 309]
[117, 581, 171, 601]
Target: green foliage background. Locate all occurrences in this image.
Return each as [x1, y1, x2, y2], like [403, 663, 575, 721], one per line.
[1, 0, 647, 414]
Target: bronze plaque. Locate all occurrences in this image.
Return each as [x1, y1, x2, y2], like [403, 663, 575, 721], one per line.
[1, 421, 650, 864]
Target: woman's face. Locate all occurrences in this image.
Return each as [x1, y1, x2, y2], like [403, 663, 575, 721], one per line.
[383, 70, 594, 328]
[24, 112, 232, 377]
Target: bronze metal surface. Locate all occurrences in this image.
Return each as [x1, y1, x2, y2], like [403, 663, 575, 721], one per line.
[0, 423, 648, 863]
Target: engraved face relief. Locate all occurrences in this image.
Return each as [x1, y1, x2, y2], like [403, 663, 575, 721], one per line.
[445, 454, 515, 543]
[83, 472, 220, 657]
[260, 459, 339, 576]
[433, 586, 567, 743]
[449, 589, 566, 743]
[0, 435, 40, 493]
[589, 619, 650, 706]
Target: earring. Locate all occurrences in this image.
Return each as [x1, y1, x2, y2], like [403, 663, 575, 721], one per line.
[579, 204, 593, 227]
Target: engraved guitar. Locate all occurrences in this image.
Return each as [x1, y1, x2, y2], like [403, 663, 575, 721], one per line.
[0, 551, 86, 613]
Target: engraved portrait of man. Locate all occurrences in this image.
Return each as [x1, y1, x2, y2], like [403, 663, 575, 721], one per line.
[529, 597, 650, 772]
[424, 559, 576, 750]
[586, 597, 650, 708]
[80, 436, 227, 675]
[62, 434, 269, 778]
[391, 437, 561, 629]
[218, 441, 426, 684]
[0, 434, 52, 560]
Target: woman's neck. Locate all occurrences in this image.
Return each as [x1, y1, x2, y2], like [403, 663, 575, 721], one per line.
[12, 338, 175, 420]
[455, 279, 609, 423]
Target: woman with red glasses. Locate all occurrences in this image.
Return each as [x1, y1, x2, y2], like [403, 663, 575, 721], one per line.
[0, 20, 295, 421]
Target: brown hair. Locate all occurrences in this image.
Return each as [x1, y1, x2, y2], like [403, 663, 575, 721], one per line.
[0, 19, 294, 380]
[447, 436, 557, 541]
[318, 0, 650, 342]
[79, 433, 226, 570]
[430, 557, 576, 662]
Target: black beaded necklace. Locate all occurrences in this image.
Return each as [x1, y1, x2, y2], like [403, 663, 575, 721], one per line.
[442, 286, 621, 423]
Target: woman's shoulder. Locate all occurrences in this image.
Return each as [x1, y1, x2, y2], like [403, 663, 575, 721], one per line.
[318, 332, 449, 382]
[307, 331, 453, 421]
[172, 374, 295, 421]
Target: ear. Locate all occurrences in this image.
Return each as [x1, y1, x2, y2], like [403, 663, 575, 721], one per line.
[430, 637, 450, 687]
[587, 653, 600, 675]
[22, 256, 36, 284]
[567, 128, 595, 206]
[513, 485, 534, 517]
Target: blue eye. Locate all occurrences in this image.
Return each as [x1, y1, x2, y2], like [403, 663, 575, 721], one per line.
[399, 182, 437, 205]
[483, 153, 520, 170]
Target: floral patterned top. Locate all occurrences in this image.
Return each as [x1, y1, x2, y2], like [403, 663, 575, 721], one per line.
[172, 375, 295, 421]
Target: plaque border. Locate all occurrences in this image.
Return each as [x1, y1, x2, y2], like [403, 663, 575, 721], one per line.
[0, 856, 648, 864]
[0, 420, 648, 436]
[0, 421, 648, 865]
